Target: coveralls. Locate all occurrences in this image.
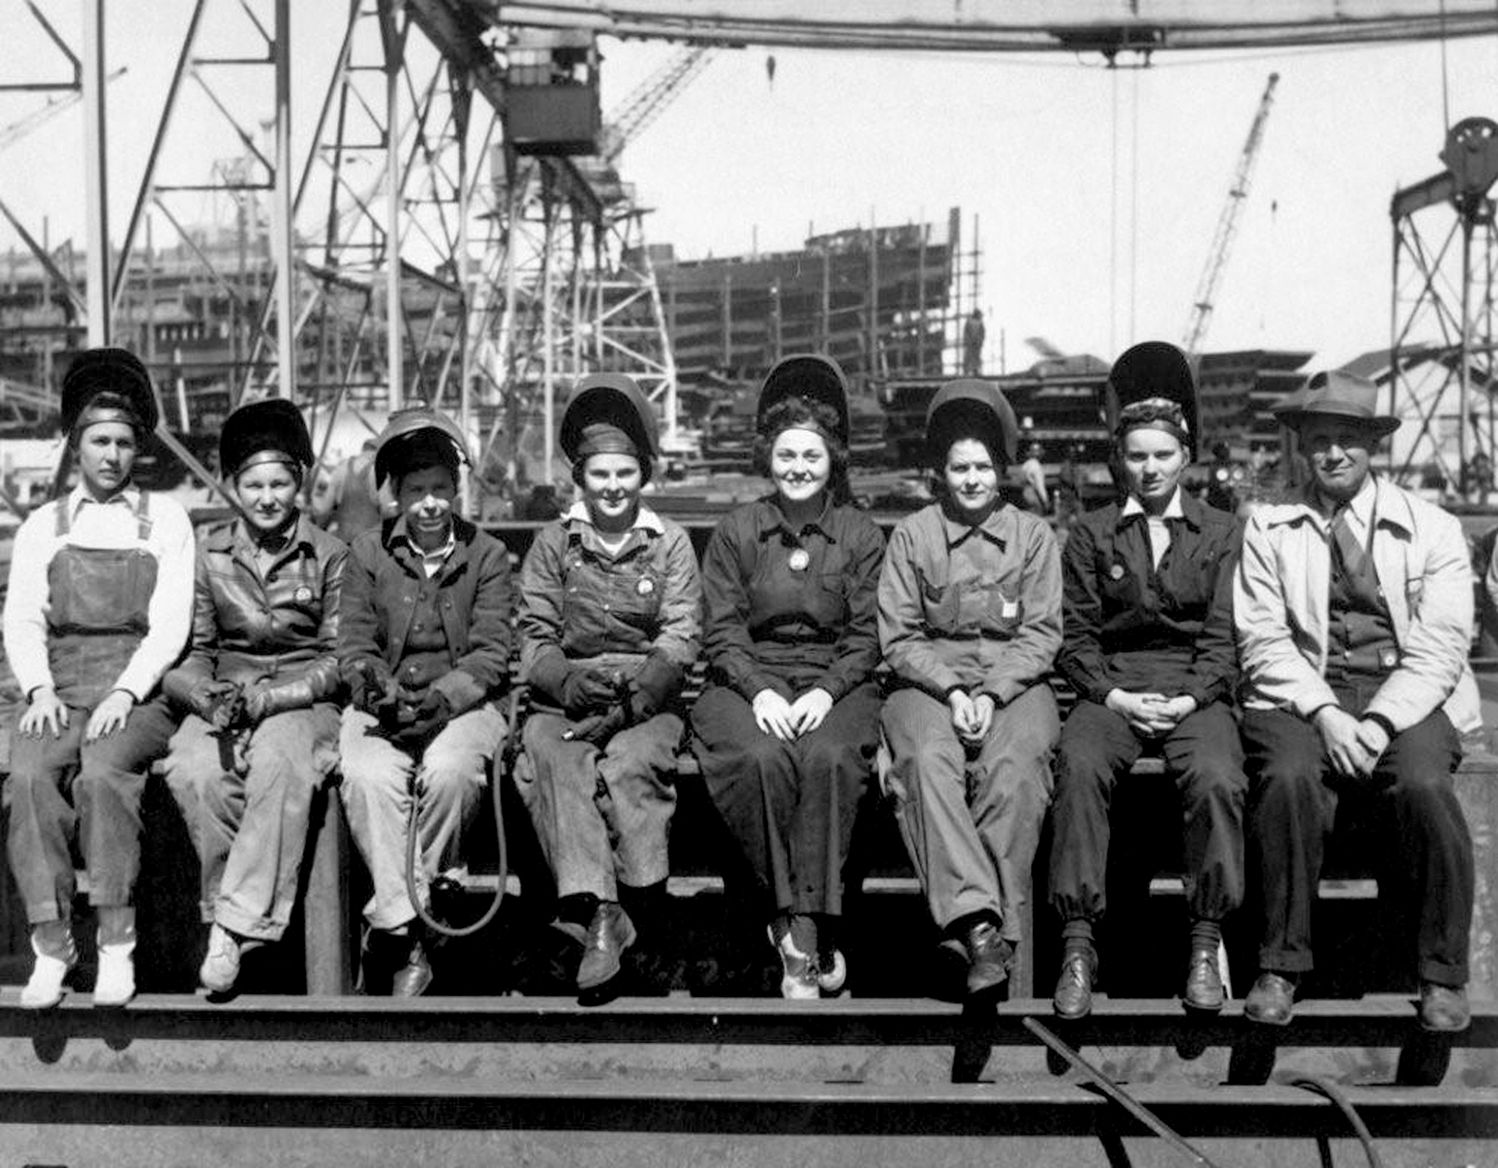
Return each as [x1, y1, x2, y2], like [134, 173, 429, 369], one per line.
[878, 500, 1062, 948]
[691, 496, 884, 919]
[160, 512, 347, 941]
[516, 503, 701, 902]
[3, 487, 194, 924]
[1049, 489, 1246, 932]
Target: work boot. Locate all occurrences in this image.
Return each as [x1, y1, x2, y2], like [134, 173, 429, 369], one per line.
[964, 919, 1013, 998]
[199, 923, 265, 995]
[576, 901, 636, 991]
[1183, 945, 1225, 1013]
[768, 913, 819, 1000]
[1418, 982, 1471, 1033]
[1244, 971, 1296, 1026]
[94, 907, 137, 1009]
[20, 921, 77, 1010]
[1052, 944, 1097, 1020]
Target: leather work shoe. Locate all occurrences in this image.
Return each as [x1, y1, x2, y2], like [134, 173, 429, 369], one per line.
[1052, 946, 1097, 1020]
[1418, 982, 1471, 1033]
[199, 923, 265, 995]
[1244, 971, 1296, 1026]
[964, 920, 1013, 998]
[1182, 944, 1225, 1013]
[391, 937, 433, 998]
[577, 902, 636, 991]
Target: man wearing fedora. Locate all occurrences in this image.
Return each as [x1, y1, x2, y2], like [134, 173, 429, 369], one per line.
[1234, 370, 1479, 1031]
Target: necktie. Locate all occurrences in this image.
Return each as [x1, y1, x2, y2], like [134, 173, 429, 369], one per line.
[1331, 507, 1369, 580]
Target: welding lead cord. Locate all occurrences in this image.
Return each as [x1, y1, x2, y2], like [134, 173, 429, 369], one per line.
[1021, 1016, 1225, 1168]
[1289, 1076, 1385, 1168]
[402, 686, 518, 939]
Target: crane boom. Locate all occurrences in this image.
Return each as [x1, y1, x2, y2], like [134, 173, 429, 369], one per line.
[1182, 72, 1278, 356]
[598, 44, 716, 164]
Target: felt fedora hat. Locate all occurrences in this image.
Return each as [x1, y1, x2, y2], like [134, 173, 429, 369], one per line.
[1273, 369, 1400, 437]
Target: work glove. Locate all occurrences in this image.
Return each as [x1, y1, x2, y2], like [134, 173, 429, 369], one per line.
[560, 666, 623, 716]
[189, 679, 244, 733]
[562, 704, 628, 746]
[349, 659, 397, 717]
[237, 677, 314, 728]
[388, 689, 450, 749]
[626, 653, 679, 724]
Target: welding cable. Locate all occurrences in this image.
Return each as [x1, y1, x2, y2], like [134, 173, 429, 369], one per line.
[1289, 1076, 1386, 1168]
[402, 686, 519, 938]
[1022, 1016, 1225, 1168]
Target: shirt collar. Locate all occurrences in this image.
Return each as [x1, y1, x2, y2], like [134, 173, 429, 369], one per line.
[1119, 487, 1190, 526]
[390, 515, 458, 562]
[753, 494, 839, 544]
[68, 483, 141, 520]
[940, 499, 1011, 551]
[562, 499, 666, 536]
[218, 508, 314, 557]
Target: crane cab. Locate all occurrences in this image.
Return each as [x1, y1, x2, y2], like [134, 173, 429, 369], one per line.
[504, 29, 601, 156]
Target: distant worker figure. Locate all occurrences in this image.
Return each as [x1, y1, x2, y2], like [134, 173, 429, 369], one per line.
[962, 309, 986, 377]
[1235, 371, 1478, 1034]
[313, 437, 385, 541]
[1019, 441, 1049, 515]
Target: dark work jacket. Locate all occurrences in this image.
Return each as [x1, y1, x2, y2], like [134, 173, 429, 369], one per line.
[1058, 491, 1241, 709]
[163, 511, 347, 715]
[336, 514, 514, 715]
[702, 495, 885, 702]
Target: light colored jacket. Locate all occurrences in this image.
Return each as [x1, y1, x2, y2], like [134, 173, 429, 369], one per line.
[1234, 476, 1480, 735]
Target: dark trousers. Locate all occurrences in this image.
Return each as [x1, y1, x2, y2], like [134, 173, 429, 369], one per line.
[1049, 699, 1247, 927]
[692, 679, 880, 918]
[1241, 706, 1473, 986]
[3, 695, 178, 923]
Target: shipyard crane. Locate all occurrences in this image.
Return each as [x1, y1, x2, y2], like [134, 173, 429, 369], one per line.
[598, 44, 718, 164]
[1181, 72, 1279, 356]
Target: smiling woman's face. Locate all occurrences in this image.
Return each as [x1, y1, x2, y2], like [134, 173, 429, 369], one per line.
[944, 437, 999, 521]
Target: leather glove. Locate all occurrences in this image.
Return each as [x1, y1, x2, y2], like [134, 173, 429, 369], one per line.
[627, 653, 679, 724]
[563, 704, 628, 745]
[237, 678, 312, 728]
[389, 689, 450, 749]
[560, 666, 623, 716]
[189, 679, 244, 732]
[349, 659, 396, 716]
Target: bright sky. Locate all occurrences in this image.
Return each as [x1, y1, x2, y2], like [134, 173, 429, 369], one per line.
[3, 4, 1496, 373]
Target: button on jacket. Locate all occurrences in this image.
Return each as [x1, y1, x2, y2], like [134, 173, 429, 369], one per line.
[163, 511, 348, 709]
[878, 501, 1062, 703]
[337, 514, 514, 714]
[700, 495, 884, 701]
[1058, 490, 1241, 709]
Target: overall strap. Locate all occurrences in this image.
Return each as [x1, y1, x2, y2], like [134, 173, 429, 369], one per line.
[135, 490, 152, 540]
[55, 497, 70, 538]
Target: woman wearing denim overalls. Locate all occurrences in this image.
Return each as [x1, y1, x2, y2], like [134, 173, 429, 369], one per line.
[515, 374, 702, 997]
[3, 349, 195, 1008]
[160, 399, 348, 995]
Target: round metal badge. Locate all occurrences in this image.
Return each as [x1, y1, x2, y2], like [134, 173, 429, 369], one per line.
[787, 548, 810, 572]
[636, 576, 655, 597]
[1109, 563, 1126, 581]
[294, 585, 313, 603]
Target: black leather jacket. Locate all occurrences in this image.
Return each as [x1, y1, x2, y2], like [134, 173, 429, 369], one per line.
[163, 511, 348, 715]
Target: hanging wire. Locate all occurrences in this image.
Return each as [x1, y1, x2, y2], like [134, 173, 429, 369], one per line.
[1439, 0, 1452, 131]
[1129, 66, 1141, 343]
[1109, 64, 1119, 354]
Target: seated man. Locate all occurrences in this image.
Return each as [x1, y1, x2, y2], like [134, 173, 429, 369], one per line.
[336, 404, 514, 996]
[1234, 370, 1479, 1032]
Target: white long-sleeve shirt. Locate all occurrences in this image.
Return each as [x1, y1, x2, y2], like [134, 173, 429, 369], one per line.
[3, 484, 196, 702]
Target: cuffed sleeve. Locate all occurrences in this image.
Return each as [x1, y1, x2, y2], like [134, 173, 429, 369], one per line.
[877, 520, 964, 699]
[1056, 518, 1114, 704]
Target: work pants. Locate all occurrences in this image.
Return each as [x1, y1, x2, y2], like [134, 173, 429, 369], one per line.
[879, 684, 1058, 944]
[1049, 699, 1247, 926]
[1242, 706, 1472, 986]
[4, 695, 178, 923]
[339, 703, 506, 931]
[161, 705, 340, 942]
[692, 680, 879, 918]
[515, 710, 682, 902]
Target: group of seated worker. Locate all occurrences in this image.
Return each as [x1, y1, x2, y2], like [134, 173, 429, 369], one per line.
[0, 344, 1477, 1035]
